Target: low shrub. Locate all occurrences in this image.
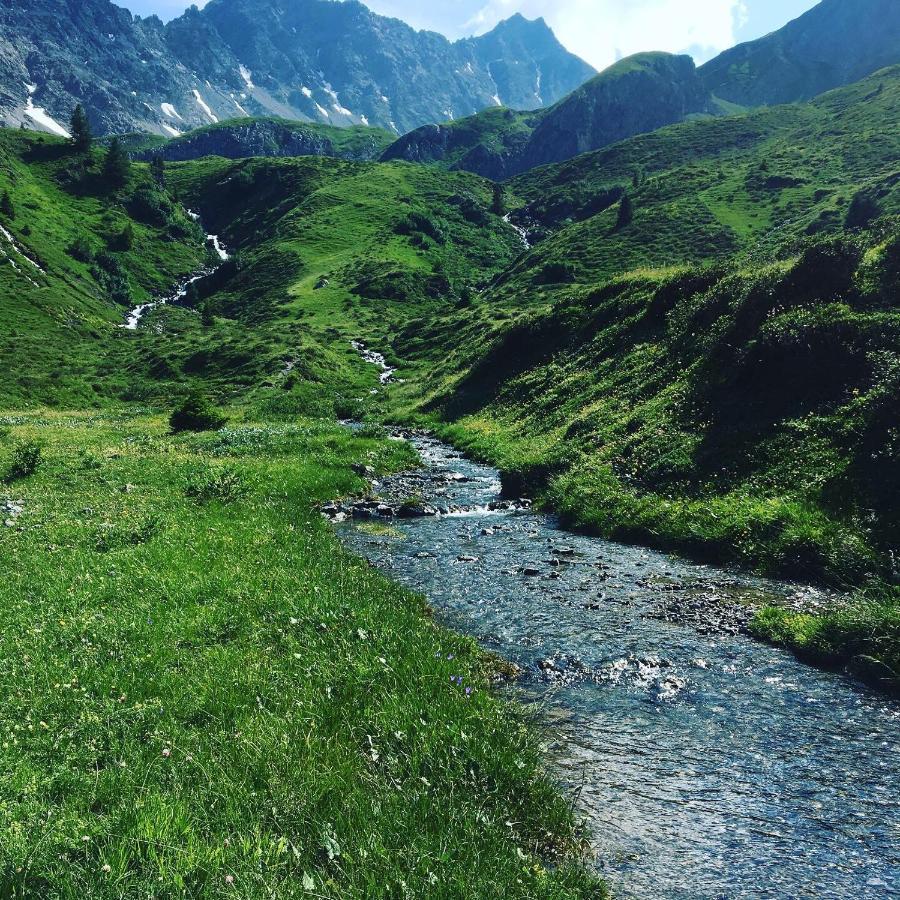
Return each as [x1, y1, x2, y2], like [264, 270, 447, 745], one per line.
[6, 441, 42, 480]
[169, 390, 228, 434]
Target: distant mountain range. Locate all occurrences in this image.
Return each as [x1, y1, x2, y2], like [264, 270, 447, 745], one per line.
[1, 0, 897, 183]
[0, 0, 594, 138]
[382, 0, 900, 178]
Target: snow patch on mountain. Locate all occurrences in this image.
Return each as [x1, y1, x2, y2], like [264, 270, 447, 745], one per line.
[24, 97, 70, 138]
[192, 89, 218, 123]
[238, 65, 254, 89]
[161, 103, 182, 120]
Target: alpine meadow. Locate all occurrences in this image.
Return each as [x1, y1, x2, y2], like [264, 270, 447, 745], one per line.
[0, 0, 898, 897]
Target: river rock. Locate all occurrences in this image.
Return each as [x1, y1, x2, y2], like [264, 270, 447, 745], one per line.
[397, 503, 439, 518]
[2, 499, 24, 518]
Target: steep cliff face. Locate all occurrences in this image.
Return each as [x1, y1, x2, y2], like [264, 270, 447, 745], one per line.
[132, 118, 393, 162]
[0, 0, 209, 136]
[458, 14, 594, 111]
[699, 0, 900, 107]
[382, 54, 712, 179]
[0, 0, 595, 138]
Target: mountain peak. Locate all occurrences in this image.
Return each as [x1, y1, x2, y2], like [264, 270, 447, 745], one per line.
[0, 0, 594, 136]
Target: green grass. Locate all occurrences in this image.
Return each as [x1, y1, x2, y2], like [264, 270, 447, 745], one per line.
[0, 131, 206, 407]
[751, 589, 900, 695]
[0, 411, 604, 898]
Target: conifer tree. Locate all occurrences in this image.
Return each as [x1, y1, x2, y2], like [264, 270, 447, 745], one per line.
[0, 190, 14, 219]
[117, 221, 135, 251]
[102, 138, 130, 190]
[491, 183, 506, 217]
[70, 104, 93, 154]
[150, 155, 166, 189]
[616, 192, 634, 230]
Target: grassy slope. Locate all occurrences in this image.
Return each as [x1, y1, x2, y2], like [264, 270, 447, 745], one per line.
[95, 154, 522, 415]
[506, 66, 900, 282]
[381, 107, 537, 170]
[0, 412, 603, 897]
[0, 131, 206, 407]
[134, 117, 395, 161]
[378, 71, 900, 685]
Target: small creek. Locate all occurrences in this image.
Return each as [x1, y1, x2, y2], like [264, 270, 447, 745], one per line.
[125, 222, 229, 330]
[335, 431, 900, 900]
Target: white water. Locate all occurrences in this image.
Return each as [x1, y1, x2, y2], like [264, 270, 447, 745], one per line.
[503, 213, 531, 250]
[350, 340, 397, 385]
[124, 230, 228, 329]
[209, 235, 230, 261]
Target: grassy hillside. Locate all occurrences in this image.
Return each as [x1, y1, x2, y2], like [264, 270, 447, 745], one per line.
[380, 52, 712, 180]
[0, 130, 207, 407]
[132, 117, 395, 163]
[0, 410, 604, 897]
[404, 225, 900, 582]
[93, 153, 522, 414]
[698, 0, 900, 108]
[380, 107, 538, 178]
[505, 66, 900, 286]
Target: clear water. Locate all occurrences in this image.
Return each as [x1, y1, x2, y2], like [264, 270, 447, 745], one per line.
[337, 434, 900, 900]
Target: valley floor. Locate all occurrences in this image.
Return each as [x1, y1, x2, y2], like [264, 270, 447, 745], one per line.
[0, 410, 604, 898]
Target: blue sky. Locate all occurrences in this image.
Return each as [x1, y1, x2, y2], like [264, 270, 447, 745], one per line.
[124, 0, 820, 71]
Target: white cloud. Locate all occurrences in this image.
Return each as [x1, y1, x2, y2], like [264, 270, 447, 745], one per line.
[462, 0, 746, 70]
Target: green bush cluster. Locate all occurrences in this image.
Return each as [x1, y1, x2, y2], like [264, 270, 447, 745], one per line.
[183, 464, 250, 504]
[5, 440, 42, 481]
[170, 390, 228, 434]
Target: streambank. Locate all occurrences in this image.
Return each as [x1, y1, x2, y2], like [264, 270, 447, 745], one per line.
[331, 429, 900, 899]
[415, 420, 900, 692]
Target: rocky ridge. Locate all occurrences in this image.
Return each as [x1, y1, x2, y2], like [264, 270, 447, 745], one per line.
[0, 0, 595, 138]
